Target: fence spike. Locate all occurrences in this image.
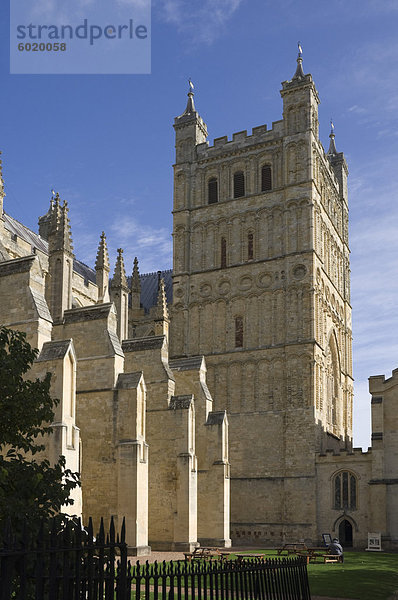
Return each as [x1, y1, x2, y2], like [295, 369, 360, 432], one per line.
[87, 517, 94, 545]
[110, 516, 115, 544]
[98, 517, 105, 544]
[121, 516, 126, 543]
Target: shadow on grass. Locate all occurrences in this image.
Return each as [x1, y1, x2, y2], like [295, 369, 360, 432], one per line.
[229, 550, 398, 600]
[306, 551, 398, 600]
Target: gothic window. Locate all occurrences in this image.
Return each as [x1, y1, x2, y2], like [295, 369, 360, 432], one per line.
[234, 171, 245, 198]
[235, 316, 243, 348]
[325, 333, 340, 428]
[333, 471, 357, 510]
[261, 165, 272, 191]
[248, 232, 254, 260]
[208, 177, 218, 204]
[221, 237, 227, 269]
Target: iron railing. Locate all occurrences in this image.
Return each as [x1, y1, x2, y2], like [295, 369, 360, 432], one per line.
[0, 518, 311, 599]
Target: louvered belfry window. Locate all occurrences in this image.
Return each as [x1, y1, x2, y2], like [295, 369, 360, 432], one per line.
[261, 165, 272, 191]
[221, 237, 227, 269]
[234, 171, 245, 198]
[235, 316, 243, 348]
[208, 178, 218, 204]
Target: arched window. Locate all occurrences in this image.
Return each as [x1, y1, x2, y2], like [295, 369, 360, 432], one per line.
[334, 471, 357, 510]
[325, 333, 340, 428]
[208, 178, 218, 204]
[235, 316, 243, 348]
[234, 171, 245, 198]
[261, 165, 272, 191]
[248, 232, 254, 261]
[221, 237, 227, 269]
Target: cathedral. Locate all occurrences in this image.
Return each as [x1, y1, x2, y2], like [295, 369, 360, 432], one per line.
[0, 51, 397, 551]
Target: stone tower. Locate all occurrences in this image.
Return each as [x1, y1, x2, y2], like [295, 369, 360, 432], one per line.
[170, 52, 353, 545]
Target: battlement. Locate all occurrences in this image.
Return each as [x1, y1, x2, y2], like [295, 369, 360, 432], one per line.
[317, 446, 372, 460]
[196, 120, 284, 159]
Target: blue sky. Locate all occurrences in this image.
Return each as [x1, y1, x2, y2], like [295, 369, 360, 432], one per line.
[1, 0, 397, 449]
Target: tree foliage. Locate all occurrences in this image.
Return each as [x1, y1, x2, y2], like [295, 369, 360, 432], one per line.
[0, 327, 80, 532]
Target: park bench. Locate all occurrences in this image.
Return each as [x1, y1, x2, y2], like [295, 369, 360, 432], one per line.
[323, 554, 343, 563]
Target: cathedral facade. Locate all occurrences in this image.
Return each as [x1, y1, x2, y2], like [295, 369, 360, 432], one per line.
[0, 52, 397, 550]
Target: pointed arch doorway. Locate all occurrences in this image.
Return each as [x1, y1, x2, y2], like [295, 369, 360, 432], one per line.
[338, 519, 353, 547]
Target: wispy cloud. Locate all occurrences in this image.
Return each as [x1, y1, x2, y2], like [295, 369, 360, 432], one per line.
[158, 0, 244, 44]
[70, 204, 172, 276]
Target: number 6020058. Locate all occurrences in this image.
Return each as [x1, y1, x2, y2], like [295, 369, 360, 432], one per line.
[18, 42, 67, 51]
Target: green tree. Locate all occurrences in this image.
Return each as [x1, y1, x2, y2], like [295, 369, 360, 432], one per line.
[0, 326, 80, 533]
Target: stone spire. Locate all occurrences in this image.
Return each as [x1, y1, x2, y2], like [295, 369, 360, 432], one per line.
[48, 194, 74, 255]
[181, 79, 196, 116]
[153, 273, 169, 340]
[111, 249, 129, 341]
[60, 201, 74, 253]
[131, 256, 141, 310]
[95, 231, 110, 303]
[112, 248, 128, 290]
[46, 193, 74, 322]
[327, 120, 338, 157]
[326, 120, 349, 203]
[291, 42, 305, 81]
[174, 79, 208, 165]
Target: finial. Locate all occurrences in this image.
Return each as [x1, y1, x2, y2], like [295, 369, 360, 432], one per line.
[95, 231, 110, 272]
[182, 78, 196, 116]
[60, 200, 74, 253]
[327, 119, 338, 156]
[112, 248, 128, 289]
[297, 41, 303, 58]
[131, 257, 141, 293]
[154, 276, 169, 321]
[292, 42, 305, 81]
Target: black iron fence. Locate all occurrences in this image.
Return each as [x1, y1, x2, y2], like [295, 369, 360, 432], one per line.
[129, 557, 311, 600]
[0, 518, 311, 600]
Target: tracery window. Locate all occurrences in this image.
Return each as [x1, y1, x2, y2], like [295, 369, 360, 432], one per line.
[234, 171, 245, 198]
[334, 471, 357, 510]
[261, 165, 272, 191]
[208, 178, 218, 204]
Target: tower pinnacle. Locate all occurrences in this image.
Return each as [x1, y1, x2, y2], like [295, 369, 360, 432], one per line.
[153, 273, 169, 339]
[112, 248, 129, 290]
[48, 194, 74, 255]
[95, 231, 110, 272]
[131, 256, 141, 310]
[292, 42, 305, 81]
[95, 231, 110, 303]
[181, 78, 196, 116]
[327, 120, 338, 156]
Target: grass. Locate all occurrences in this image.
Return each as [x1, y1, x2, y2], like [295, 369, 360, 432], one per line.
[232, 549, 398, 600]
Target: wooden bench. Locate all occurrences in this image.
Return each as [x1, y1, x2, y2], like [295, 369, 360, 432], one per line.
[323, 554, 343, 563]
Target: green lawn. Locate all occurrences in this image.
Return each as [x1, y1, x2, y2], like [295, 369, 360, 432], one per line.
[232, 550, 398, 600]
